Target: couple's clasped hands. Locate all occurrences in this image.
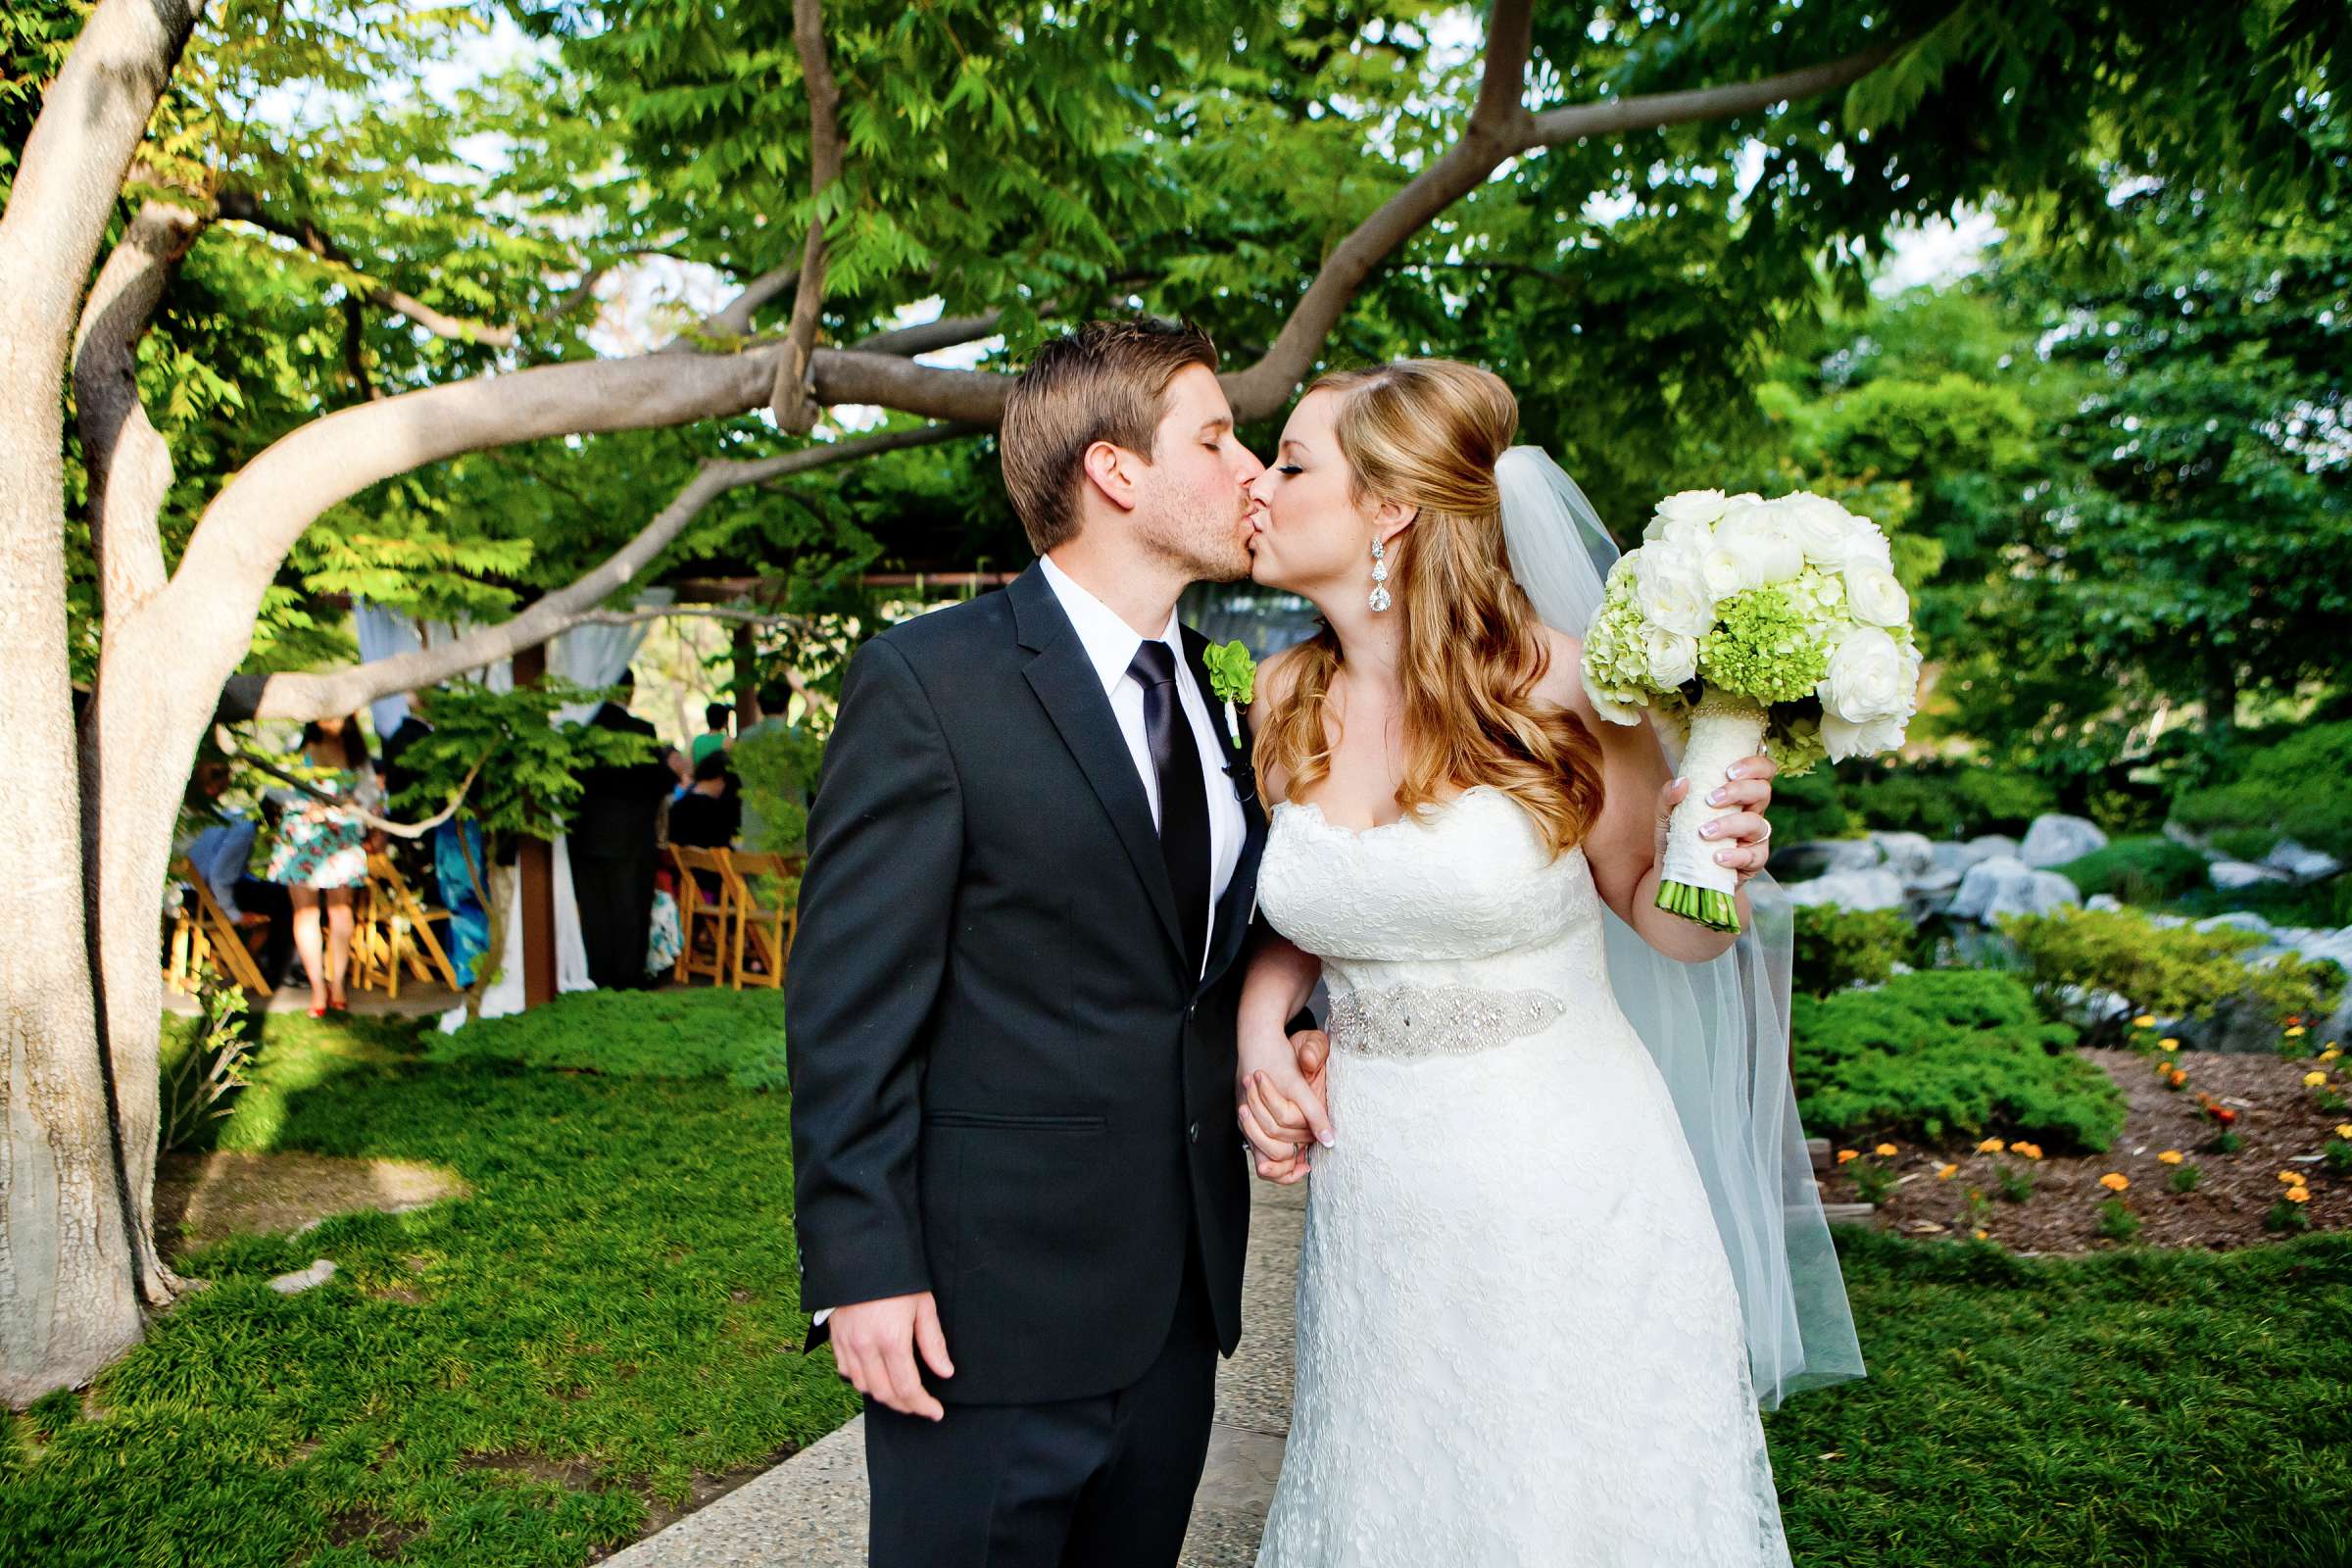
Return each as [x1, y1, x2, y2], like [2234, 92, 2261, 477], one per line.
[1238, 1027, 1333, 1184]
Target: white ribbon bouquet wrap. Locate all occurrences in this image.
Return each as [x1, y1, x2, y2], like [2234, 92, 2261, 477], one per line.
[1580, 487, 1924, 933]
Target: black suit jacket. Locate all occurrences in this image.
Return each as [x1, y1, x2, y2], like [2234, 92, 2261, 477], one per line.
[784, 564, 1268, 1405]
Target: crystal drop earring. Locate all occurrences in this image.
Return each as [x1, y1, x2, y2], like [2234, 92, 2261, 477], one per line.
[1369, 538, 1392, 612]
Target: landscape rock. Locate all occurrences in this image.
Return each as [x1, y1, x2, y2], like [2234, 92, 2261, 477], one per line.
[1867, 831, 1939, 883]
[2210, 859, 2291, 891]
[2020, 814, 2109, 868]
[269, 1258, 338, 1296]
[1780, 868, 1908, 913]
[1772, 839, 1885, 882]
[1948, 855, 2082, 923]
[2264, 838, 2343, 882]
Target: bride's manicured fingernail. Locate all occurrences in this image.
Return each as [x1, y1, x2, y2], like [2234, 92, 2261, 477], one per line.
[1707, 788, 1726, 805]
[1318, 1130, 1336, 1148]
[1717, 851, 1737, 865]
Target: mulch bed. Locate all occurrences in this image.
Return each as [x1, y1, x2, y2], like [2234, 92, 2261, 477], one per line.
[1820, 1045, 2351, 1253]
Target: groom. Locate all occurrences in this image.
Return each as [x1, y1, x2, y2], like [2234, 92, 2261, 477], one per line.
[786, 318, 1295, 1566]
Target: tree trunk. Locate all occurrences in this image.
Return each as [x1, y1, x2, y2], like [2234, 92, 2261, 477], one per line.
[0, 0, 209, 1405]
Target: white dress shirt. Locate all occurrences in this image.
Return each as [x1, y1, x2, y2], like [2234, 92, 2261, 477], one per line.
[1039, 554, 1246, 972]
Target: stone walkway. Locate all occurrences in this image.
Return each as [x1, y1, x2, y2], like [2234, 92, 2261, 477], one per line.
[600, 1180, 1304, 1567]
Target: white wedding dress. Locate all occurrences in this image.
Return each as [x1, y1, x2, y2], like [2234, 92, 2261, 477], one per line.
[1253, 784, 1792, 1567]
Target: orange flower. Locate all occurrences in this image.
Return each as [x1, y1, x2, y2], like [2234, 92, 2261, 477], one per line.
[2285, 1187, 2312, 1204]
[2334, 1124, 2352, 1140]
[2099, 1173, 2130, 1192]
[2157, 1151, 2184, 1164]
[1936, 1163, 1958, 1181]
[1976, 1138, 2006, 1154]
[2320, 1048, 2341, 1062]
[1874, 1143, 1898, 1157]
[2013, 1143, 2044, 1160]
[2279, 1171, 2306, 1184]
[2304, 1071, 2328, 1088]
[1837, 1149, 1861, 1164]
[2168, 1069, 2188, 1087]
[1972, 1227, 1989, 1240]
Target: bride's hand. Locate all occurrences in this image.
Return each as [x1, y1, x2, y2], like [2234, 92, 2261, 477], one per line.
[1655, 755, 1778, 884]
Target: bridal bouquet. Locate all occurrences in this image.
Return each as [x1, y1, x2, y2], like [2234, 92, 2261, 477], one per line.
[1581, 488, 1922, 934]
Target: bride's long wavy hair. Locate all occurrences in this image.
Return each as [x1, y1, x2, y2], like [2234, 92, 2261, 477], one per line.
[1253, 360, 1606, 858]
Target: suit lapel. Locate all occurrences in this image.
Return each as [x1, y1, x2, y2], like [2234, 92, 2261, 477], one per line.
[1182, 627, 1269, 997]
[1012, 565, 1189, 963]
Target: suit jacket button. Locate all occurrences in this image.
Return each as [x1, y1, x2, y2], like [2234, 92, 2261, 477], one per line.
[1187, 1121, 1200, 1144]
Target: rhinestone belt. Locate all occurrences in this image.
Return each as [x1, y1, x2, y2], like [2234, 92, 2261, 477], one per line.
[1325, 983, 1568, 1062]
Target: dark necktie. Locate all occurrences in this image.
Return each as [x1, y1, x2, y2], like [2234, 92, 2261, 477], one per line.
[1128, 640, 1211, 979]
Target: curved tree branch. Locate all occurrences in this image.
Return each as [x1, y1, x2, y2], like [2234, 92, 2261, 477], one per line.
[214, 190, 520, 349]
[1220, 4, 1936, 418]
[774, 0, 846, 431]
[1526, 38, 1911, 146]
[72, 198, 210, 618]
[243, 420, 977, 722]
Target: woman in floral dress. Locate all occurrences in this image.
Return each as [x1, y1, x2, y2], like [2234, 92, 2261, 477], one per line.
[266, 714, 380, 1015]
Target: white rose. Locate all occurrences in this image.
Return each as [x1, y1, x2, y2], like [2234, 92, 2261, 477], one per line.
[1698, 541, 1753, 599]
[1641, 626, 1699, 688]
[1643, 513, 1717, 557]
[1775, 494, 1858, 565]
[1653, 489, 1732, 528]
[1715, 506, 1804, 586]
[1821, 710, 1909, 761]
[1634, 552, 1719, 638]
[1840, 518, 1893, 574]
[1817, 625, 1911, 723]
[1843, 564, 1910, 628]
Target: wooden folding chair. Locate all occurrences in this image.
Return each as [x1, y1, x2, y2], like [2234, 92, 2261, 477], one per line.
[165, 858, 273, 997]
[720, 851, 801, 992]
[363, 852, 462, 998]
[669, 844, 734, 987]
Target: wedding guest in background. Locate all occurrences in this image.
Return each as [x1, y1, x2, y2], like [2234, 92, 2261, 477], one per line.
[570, 671, 678, 991]
[179, 760, 293, 989]
[691, 700, 732, 765]
[265, 715, 377, 1016]
[377, 686, 438, 896]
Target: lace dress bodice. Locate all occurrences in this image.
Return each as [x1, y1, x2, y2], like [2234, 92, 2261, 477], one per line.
[1261, 784, 1610, 996]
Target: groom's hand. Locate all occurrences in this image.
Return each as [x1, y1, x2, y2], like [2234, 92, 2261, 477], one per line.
[827, 1292, 954, 1421]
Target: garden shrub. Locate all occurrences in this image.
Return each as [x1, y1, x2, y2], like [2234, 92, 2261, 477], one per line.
[1792, 968, 2124, 1151]
[425, 987, 790, 1089]
[734, 721, 826, 855]
[1790, 905, 1921, 997]
[2052, 835, 2212, 905]
[1997, 906, 2344, 1035]
[2172, 718, 2352, 861]
[1773, 760, 2060, 845]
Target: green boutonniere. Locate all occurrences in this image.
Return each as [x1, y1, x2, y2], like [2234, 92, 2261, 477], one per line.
[1203, 640, 1256, 706]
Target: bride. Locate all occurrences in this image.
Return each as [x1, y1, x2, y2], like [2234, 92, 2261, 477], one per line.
[1232, 361, 1864, 1566]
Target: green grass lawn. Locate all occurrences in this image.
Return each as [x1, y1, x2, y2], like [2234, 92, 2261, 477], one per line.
[2, 991, 854, 1568]
[1766, 1229, 2352, 1565]
[5, 992, 2349, 1566]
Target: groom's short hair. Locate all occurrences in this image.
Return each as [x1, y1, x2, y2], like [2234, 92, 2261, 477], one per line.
[1002, 317, 1221, 555]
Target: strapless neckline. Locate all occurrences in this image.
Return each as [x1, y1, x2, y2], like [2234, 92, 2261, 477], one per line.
[1273, 783, 1510, 840]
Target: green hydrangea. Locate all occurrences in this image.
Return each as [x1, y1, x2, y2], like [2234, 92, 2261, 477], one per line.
[1696, 587, 1831, 705]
